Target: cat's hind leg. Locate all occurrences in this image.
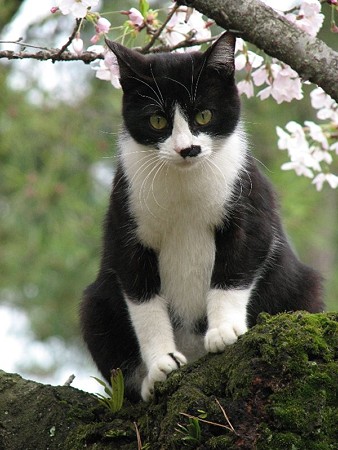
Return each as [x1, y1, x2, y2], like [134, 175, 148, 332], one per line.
[80, 272, 143, 400]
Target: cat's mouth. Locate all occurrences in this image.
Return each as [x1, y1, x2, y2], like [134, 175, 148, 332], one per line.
[172, 155, 204, 170]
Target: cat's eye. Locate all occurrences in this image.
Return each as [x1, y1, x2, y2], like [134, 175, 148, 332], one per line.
[195, 110, 212, 126]
[149, 114, 168, 130]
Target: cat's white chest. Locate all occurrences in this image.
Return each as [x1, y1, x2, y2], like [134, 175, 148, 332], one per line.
[128, 160, 221, 323]
[120, 132, 246, 323]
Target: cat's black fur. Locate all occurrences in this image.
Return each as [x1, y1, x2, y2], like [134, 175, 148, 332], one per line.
[80, 33, 323, 401]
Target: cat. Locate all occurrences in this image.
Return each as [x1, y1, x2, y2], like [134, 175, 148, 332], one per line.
[80, 32, 324, 402]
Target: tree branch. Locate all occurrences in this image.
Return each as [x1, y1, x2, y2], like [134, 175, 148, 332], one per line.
[178, 0, 338, 102]
[0, 49, 104, 63]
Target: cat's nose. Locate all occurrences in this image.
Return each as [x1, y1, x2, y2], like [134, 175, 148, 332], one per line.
[179, 145, 201, 159]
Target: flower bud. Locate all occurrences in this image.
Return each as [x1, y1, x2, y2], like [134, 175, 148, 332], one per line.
[72, 37, 84, 55]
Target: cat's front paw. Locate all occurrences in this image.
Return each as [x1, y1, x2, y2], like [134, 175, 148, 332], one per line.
[141, 352, 187, 401]
[204, 322, 248, 353]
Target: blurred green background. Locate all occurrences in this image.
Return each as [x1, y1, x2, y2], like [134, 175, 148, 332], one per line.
[0, 1, 337, 380]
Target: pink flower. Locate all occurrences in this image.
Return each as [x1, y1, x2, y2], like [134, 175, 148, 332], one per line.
[163, 7, 211, 51]
[56, 0, 99, 19]
[310, 87, 338, 123]
[257, 64, 303, 103]
[260, 0, 302, 11]
[304, 120, 329, 149]
[310, 87, 331, 109]
[128, 8, 144, 27]
[252, 66, 269, 87]
[285, 0, 324, 36]
[237, 80, 254, 98]
[91, 17, 111, 44]
[235, 51, 263, 72]
[312, 173, 338, 191]
[92, 51, 121, 89]
[281, 161, 314, 178]
[96, 17, 111, 34]
[330, 142, 338, 154]
[90, 34, 100, 45]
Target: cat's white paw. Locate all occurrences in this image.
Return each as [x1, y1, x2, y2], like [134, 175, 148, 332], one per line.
[141, 352, 187, 401]
[204, 322, 248, 353]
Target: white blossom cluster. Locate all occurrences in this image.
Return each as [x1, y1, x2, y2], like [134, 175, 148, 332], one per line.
[51, 0, 338, 190]
[277, 88, 338, 190]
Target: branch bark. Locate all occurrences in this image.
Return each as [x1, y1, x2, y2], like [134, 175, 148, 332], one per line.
[0, 49, 104, 63]
[1, 0, 337, 102]
[178, 0, 338, 102]
[0, 312, 337, 450]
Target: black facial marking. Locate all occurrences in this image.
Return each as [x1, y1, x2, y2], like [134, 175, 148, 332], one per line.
[180, 145, 201, 158]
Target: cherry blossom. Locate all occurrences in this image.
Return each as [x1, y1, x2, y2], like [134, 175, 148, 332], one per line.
[96, 17, 111, 34]
[92, 52, 121, 89]
[90, 17, 111, 44]
[304, 120, 329, 148]
[235, 50, 264, 71]
[262, 0, 324, 37]
[163, 6, 211, 50]
[257, 64, 303, 103]
[310, 87, 338, 123]
[276, 114, 337, 187]
[312, 173, 338, 191]
[237, 80, 254, 98]
[55, 0, 99, 19]
[260, 0, 302, 12]
[127, 8, 144, 28]
[285, 0, 324, 36]
[276, 121, 326, 179]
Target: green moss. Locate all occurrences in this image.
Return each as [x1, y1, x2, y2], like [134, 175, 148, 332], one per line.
[2, 313, 337, 449]
[65, 420, 136, 450]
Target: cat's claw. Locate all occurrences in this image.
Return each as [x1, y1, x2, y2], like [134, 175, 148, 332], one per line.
[141, 352, 187, 401]
[204, 322, 248, 353]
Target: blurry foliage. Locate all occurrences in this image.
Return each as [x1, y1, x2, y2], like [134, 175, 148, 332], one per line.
[0, 66, 122, 340]
[0, 0, 337, 351]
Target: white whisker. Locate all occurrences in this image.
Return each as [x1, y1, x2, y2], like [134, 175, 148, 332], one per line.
[150, 64, 164, 106]
[193, 55, 207, 103]
[150, 160, 168, 211]
[139, 159, 165, 220]
[131, 76, 164, 108]
[164, 77, 192, 103]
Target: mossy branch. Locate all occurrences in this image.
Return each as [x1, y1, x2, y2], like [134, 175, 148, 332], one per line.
[1, 312, 337, 450]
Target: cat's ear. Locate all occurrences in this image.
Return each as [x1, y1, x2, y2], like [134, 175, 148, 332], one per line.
[105, 39, 147, 90]
[204, 32, 236, 77]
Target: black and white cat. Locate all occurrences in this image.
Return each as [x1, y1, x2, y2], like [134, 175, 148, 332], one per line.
[80, 33, 323, 401]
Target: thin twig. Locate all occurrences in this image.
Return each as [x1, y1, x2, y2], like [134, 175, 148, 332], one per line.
[179, 398, 237, 435]
[180, 412, 234, 433]
[56, 18, 81, 58]
[134, 422, 143, 450]
[149, 33, 221, 53]
[0, 39, 51, 51]
[215, 398, 236, 434]
[140, 2, 180, 53]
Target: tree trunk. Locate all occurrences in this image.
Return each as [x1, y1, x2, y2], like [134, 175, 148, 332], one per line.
[1, 312, 337, 450]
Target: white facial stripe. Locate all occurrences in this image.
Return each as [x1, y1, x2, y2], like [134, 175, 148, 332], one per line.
[172, 106, 193, 153]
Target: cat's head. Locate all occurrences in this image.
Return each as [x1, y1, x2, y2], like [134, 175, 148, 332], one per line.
[106, 33, 241, 169]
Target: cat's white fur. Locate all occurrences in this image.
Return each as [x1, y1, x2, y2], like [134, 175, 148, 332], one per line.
[120, 106, 252, 400]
